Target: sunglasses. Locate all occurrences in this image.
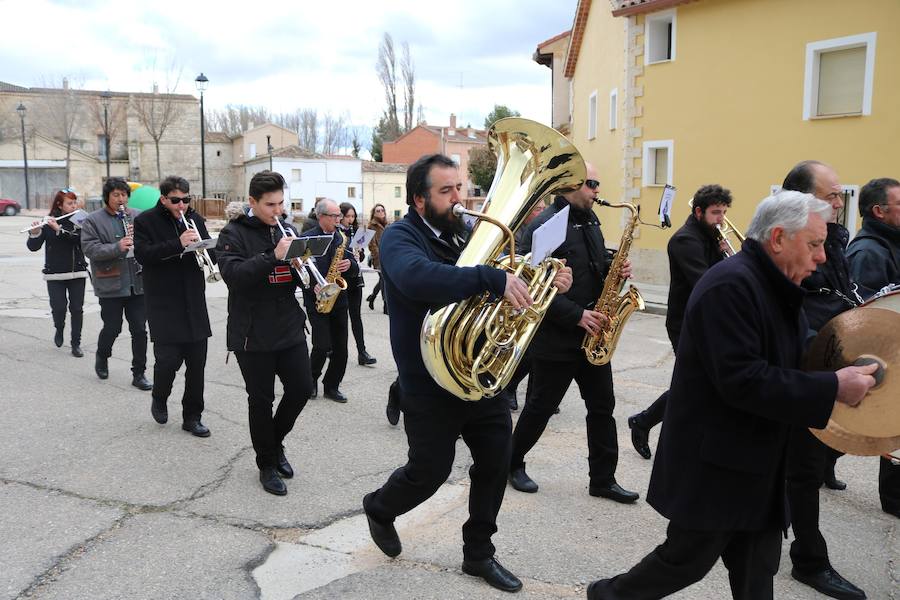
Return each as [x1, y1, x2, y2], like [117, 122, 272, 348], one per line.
[61, 187, 76, 194]
[585, 179, 600, 190]
[167, 195, 191, 204]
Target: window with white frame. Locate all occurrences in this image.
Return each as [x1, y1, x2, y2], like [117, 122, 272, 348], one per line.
[451, 154, 461, 165]
[292, 169, 302, 182]
[609, 88, 618, 130]
[588, 91, 598, 140]
[347, 186, 356, 198]
[803, 32, 876, 120]
[249, 143, 257, 159]
[645, 10, 676, 64]
[394, 186, 401, 198]
[642, 140, 674, 187]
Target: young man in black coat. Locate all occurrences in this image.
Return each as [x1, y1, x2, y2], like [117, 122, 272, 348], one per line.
[134, 176, 212, 438]
[508, 163, 639, 505]
[846, 177, 900, 522]
[362, 154, 571, 593]
[299, 198, 359, 404]
[586, 191, 877, 600]
[216, 171, 313, 496]
[627, 184, 733, 459]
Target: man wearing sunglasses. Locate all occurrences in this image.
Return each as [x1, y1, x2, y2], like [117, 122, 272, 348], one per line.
[299, 198, 359, 404]
[134, 176, 213, 438]
[508, 164, 639, 505]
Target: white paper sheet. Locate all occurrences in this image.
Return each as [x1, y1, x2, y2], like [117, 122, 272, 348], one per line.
[351, 228, 376, 250]
[659, 184, 676, 227]
[529, 205, 569, 267]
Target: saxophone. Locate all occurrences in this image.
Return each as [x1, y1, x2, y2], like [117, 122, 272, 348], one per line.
[581, 200, 645, 365]
[315, 231, 349, 314]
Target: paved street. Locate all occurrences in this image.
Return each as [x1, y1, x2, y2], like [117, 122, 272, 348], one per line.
[0, 212, 895, 600]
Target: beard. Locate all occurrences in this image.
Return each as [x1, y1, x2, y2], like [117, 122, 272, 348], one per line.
[424, 197, 466, 237]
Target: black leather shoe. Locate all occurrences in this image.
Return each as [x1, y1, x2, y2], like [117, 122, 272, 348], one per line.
[589, 482, 639, 504]
[363, 493, 401, 557]
[71, 344, 84, 358]
[277, 448, 293, 479]
[324, 387, 348, 403]
[182, 421, 210, 437]
[260, 467, 287, 496]
[366, 295, 375, 310]
[627, 415, 652, 460]
[791, 567, 866, 600]
[54, 328, 64, 348]
[884, 506, 900, 519]
[311, 381, 318, 399]
[132, 374, 153, 391]
[586, 579, 610, 600]
[823, 466, 847, 491]
[151, 398, 168, 424]
[508, 465, 538, 493]
[461, 557, 523, 593]
[386, 379, 401, 426]
[358, 351, 377, 366]
[95, 355, 109, 380]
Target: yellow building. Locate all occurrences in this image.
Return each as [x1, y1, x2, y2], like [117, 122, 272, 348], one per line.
[361, 161, 408, 223]
[554, 0, 900, 283]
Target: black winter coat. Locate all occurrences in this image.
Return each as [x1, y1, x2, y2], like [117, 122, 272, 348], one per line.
[647, 239, 837, 532]
[216, 212, 307, 352]
[665, 215, 724, 342]
[299, 225, 360, 312]
[800, 222, 858, 330]
[846, 218, 900, 299]
[134, 202, 212, 344]
[519, 196, 611, 360]
[26, 219, 87, 277]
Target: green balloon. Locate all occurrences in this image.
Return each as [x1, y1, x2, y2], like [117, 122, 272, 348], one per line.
[128, 186, 160, 210]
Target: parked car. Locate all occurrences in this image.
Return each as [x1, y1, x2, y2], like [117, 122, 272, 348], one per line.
[0, 198, 21, 216]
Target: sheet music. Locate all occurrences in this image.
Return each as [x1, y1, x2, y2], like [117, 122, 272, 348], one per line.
[183, 237, 218, 253]
[69, 209, 89, 227]
[659, 185, 676, 228]
[351, 228, 376, 251]
[530, 205, 569, 267]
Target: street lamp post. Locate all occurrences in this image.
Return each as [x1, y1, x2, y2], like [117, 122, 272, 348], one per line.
[16, 103, 29, 210]
[267, 134, 273, 171]
[195, 73, 209, 198]
[100, 90, 111, 180]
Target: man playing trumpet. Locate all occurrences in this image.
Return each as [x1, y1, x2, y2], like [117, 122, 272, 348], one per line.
[134, 176, 213, 437]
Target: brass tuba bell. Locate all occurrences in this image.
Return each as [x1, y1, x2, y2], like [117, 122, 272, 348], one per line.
[420, 118, 585, 401]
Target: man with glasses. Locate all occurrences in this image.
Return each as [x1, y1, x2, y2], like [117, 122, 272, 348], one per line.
[134, 176, 212, 437]
[81, 177, 152, 390]
[299, 198, 358, 403]
[508, 163, 640, 505]
[847, 177, 900, 523]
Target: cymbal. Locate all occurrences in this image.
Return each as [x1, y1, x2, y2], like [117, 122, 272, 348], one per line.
[805, 306, 900, 438]
[811, 419, 900, 457]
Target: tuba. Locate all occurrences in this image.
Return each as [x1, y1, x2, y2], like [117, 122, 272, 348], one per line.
[420, 117, 585, 401]
[581, 200, 645, 365]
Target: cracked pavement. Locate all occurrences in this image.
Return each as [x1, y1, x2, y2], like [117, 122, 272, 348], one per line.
[0, 213, 895, 599]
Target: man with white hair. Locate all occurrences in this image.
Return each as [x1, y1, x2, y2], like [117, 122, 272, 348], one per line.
[586, 191, 877, 600]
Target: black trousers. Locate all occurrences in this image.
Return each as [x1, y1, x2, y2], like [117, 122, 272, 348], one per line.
[635, 330, 679, 428]
[365, 392, 512, 561]
[881, 456, 900, 513]
[47, 278, 85, 345]
[152, 339, 207, 423]
[235, 341, 312, 470]
[591, 522, 782, 600]
[97, 293, 148, 375]
[346, 285, 367, 355]
[369, 273, 383, 302]
[786, 425, 831, 573]
[510, 357, 617, 485]
[309, 305, 349, 390]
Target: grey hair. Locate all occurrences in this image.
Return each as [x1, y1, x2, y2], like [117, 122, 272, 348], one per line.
[315, 198, 336, 217]
[745, 190, 832, 242]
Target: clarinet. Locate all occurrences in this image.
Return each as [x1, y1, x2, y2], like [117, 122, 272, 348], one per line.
[117, 206, 140, 272]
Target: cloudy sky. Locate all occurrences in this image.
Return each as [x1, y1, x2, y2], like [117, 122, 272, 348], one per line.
[2, 0, 577, 137]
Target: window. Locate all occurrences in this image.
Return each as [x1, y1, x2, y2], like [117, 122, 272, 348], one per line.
[394, 186, 401, 198]
[609, 88, 618, 130]
[451, 154, 461, 165]
[291, 201, 303, 213]
[587, 91, 598, 140]
[347, 186, 356, 198]
[216, 150, 221, 157]
[97, 135, 108, 159]
[803, 33, 876, 120]
[642, 140, 674, 187]
[249, 143, 257, 158]
[292, 169, 302, 182]
[645, 9, 676, 64]
[393, 209, 401, 220]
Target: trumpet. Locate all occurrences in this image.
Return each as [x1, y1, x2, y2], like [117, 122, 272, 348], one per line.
[180, 210, 222, 283]
[274, 219, 342, 307]
[21, 209, 81, 233]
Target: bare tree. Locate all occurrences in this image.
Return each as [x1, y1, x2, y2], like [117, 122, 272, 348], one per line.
[298, 109, 318, 153]
[321, 112, 350, 155]
[376, 33, 401, 139]
[88, 94, 126, 161]
[206, 104, 271, 136]
[401, 42, 416, 132]
[133, 75, 185, 181]
[36, 77, 85, 186]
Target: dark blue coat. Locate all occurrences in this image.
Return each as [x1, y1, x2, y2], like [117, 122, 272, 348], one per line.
[801, 222, 858, 330]
[846, 218, 900, 299]
[648, 239, 837, 532]
[380, 207, 506, 399]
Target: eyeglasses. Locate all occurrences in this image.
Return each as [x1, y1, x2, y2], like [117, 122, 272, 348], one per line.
[167, 195, 191, 204]
[327, 212, 341, 218]
[61, 187, 76, 194]
[585, 179, 600, 190]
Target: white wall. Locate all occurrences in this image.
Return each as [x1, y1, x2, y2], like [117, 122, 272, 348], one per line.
[244, 157, 362, 217]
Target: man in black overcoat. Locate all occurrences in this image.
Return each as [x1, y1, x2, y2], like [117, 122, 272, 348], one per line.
[134, 176, 213, 437]
[587, 190, 877, 600]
